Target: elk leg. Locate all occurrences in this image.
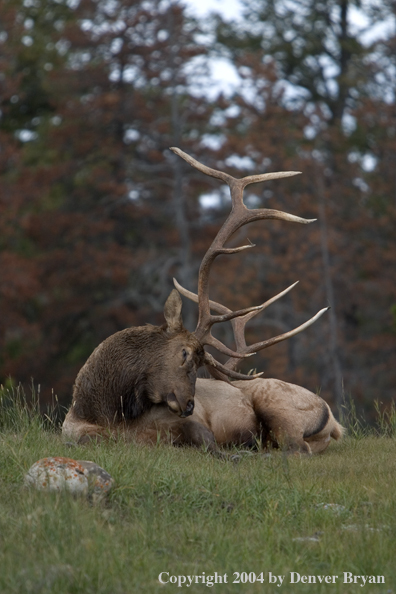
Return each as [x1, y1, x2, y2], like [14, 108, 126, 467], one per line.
[181, 419, 224, 456]
[76, 424, 117, 444]
[253, 408, 312, 454]
[271, 427, 313, 455]
[62, 410, 114, 444]
[284, 436, 312, 455]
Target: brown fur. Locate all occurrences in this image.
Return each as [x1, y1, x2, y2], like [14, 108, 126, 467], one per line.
[63, 290, 206, 434]
[63, 377, 344, 454]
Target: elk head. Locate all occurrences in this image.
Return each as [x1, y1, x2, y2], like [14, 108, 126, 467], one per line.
[157, 288, 204, 417]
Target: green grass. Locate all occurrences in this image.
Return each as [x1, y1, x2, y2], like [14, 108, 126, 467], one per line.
[0, 386, 395, 594]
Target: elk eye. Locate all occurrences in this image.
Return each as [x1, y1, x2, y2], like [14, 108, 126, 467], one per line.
[182, 348, 188, 361]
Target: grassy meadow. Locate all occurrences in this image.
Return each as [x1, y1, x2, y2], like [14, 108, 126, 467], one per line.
[0, 386, 395, 594]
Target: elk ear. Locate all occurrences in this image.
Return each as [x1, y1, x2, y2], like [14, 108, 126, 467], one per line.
[163, 289, 183, 334]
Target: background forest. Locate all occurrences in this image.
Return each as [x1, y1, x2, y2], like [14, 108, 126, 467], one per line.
[0, 0, 395, 419]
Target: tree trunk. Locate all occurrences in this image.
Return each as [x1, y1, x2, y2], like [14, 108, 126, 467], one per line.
[315, 168, 344, 409]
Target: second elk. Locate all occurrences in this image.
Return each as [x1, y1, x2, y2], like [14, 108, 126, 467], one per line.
[172, 280, 344, 454]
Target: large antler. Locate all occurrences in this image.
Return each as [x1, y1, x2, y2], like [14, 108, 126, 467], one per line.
[170, 147, 317, 380]
[173, 278, 329, 379]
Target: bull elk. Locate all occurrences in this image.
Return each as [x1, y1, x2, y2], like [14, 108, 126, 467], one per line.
[62, 148, 330, 446]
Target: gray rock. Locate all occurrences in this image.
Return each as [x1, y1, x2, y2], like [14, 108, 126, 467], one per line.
[77, 460, 114, 502]
[24, 457, 113, 501]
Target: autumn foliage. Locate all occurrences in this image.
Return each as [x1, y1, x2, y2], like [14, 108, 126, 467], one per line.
[0, 0, 395, 417]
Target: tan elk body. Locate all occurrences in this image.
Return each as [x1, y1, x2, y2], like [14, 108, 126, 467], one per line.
[146, 378, 343, 454]
[63, 148, 342, 453]
[63, 377, 343, 454]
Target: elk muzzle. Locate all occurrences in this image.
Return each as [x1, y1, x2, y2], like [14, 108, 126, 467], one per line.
[166, 393, 195, 417]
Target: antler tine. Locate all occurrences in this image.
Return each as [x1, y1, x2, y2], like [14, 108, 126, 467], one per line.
[170, 147, 235, 185]
[228, 282, 299, 355]
[203, 352, 264, 381]
[173, 277, 298, 319]
[173, 278, 229, 315]
[225, 307, 330, 371]
[173, 278, 266, 326]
